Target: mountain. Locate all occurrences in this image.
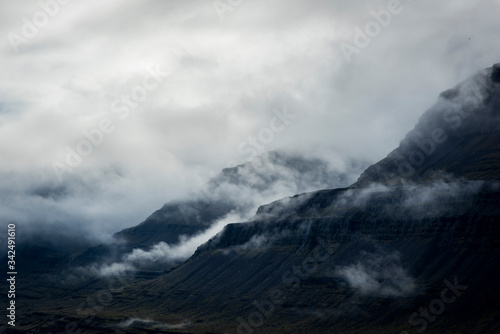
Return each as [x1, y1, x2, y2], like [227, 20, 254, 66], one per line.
[105, 183, 500, 333]
[3, 64, 500, 334]
[0, 150, 365, 307]
[70, 151, 366, 269]
[357, 63, 500, 186]
[91, 63, 499, 334]
[116, 151, 365, 248]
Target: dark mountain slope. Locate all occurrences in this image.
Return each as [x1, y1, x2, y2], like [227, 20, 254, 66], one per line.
[115, 151, 365, 250]
[99, 183, 499, 333]
[356, 63, 500, 186]
[4, 65, 500, 334]
[70, 151, 364, 268]
[88, 64, 500, 334]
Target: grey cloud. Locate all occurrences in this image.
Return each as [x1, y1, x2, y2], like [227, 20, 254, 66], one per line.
[332, 179, 491, 217]
[334, 250, 415, 297]
[86, 211, 244, 277]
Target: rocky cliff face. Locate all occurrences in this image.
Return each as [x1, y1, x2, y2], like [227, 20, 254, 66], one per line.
[69, 151, 365, 273]
[357, 63, 500, 186]
[95, 64, 500, 334]
[115, 151, 366, 250]
[5, 65, 500, 334]
[104, 181, 497, 333]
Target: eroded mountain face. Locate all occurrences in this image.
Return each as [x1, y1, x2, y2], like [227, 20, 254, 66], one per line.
[357, 64, 500, 186]
[105, 64, 500, 334]
[115, 151, 366, 248]
[4, 65, 500, 334]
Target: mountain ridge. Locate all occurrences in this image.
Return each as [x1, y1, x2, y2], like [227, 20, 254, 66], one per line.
[95, 63, 500, 334]
[356, 63, 500, 186]
[4, 64, 500, 334]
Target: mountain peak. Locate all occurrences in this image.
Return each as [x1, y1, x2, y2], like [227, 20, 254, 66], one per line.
[356, 63, 500, 186]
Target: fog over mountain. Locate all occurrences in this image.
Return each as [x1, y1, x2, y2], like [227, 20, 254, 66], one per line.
[2, 58, 500, 334]
[1, 2, 500, 333]
[70, 151, 366, 276]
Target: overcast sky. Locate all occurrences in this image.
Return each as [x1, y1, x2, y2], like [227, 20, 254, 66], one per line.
[1, 0, 499, 241]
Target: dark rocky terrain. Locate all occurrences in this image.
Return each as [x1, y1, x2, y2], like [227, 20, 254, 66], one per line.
[70, 151, 366, 270]
[2, 64, 500, 334]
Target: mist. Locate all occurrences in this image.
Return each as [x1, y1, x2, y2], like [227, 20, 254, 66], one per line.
[86, 211, 246, 277]
[334, 250, 415, 297]
[332, 179, 492, 216]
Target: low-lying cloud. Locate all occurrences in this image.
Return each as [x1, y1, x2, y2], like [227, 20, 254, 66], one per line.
[87, 212, 245, 277]
[335, 250, 415, 297]
[333, 179, 492, 216]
